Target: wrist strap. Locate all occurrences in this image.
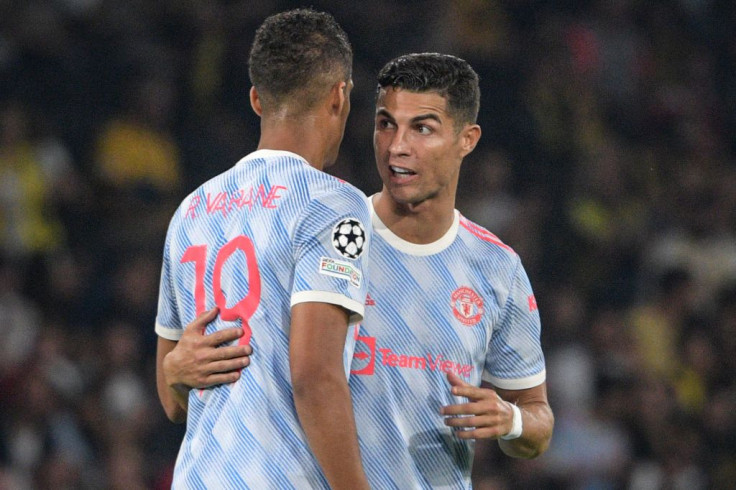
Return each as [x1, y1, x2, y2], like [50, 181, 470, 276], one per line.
[501, 403, 523, 440]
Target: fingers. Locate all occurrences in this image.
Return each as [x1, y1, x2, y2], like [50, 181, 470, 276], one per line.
[450, 427, 499, 440]
[209, 346, 252, 365]
[446, 373, 497, 401]
[444, 414, 485, 428]
[440, 401, 481, 416]
[205, 370, 243, 387]
[442, 409, 509, 440]
[185, 307, 219, 334]
[446, 372, 471, 389]
[450, 383, 496, 401]
[206, 327, 245, 347]
[208, 356, 250, 374]
[189, 352, 251, 388]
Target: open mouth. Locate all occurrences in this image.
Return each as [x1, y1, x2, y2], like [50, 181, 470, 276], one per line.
[389, 165, 416, 177]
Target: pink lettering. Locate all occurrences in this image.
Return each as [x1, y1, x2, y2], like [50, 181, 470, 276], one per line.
[528, 294, 538, 312]
[185, 195, 200, 219]
[242, 187, 254, 210]
[206, 192, 229, 217]
[186, 185, 289, 218]
[426, 353, 443, 371]
[441, 360, 453, 373]
[379, 348, 398, 367]
[455, 363, 472, 377]
[262, 185, 286, 208]
[360, 345, 473, 378]
[229, 189, 245, 211]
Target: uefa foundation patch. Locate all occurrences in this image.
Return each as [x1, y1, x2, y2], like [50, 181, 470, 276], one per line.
[332, 218, 366, 259]
[319, 257, 362, 287]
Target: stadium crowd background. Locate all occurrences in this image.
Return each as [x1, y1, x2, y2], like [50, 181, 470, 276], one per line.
[1, 0, 735, 488]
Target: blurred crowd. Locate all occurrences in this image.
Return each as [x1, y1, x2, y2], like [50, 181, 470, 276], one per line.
[0, 0, 734, 488]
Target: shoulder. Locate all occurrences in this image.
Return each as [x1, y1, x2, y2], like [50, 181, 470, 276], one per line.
[456, 215, 522, 292]
[301, 170, 369, 216]
[255, 150, 368, 201]
[457, 214, 517, 260]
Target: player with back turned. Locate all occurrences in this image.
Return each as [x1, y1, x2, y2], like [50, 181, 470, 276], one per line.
[154, 9, 371, 489]
[162, 53, 554, 487]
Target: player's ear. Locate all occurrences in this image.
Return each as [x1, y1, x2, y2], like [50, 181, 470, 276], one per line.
[250, 86, 263, 116]
[458, 124, 481, 158]
[328, 80, 348, 116]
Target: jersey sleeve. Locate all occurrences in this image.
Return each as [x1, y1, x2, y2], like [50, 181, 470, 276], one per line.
[291, 186, 371, 325]
[483, 257, 546, 390]
[155, 222, 183, 341]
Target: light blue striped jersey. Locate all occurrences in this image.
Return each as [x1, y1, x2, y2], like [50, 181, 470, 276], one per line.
[350, 197, 545, 489]
[155, 149, 371, 489]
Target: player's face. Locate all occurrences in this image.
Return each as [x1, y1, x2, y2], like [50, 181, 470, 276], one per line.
[373, 87, 475, 208]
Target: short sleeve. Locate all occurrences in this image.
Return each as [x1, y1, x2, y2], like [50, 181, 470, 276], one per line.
[155, 225, 182, 341]
[291, 186, 371, 325]
[483, 257, 546, 390]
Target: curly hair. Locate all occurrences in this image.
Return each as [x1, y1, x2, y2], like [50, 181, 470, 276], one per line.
[248, 9, 352, 114]
[377, 53, 480, 130]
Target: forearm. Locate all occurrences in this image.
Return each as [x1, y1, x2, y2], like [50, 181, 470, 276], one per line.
[168, 382, 190, 416]
[293, 372, 369, 490]
[498, 400, 554, 458]
[157, 374, 189, 423]
[156, 337, 189, 423]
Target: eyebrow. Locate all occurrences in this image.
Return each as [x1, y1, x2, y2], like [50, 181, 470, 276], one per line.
[375, 109, 443, 125]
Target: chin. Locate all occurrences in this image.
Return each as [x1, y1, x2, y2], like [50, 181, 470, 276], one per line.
[323, 153, 338, 169]
[386, 188, 420, 206]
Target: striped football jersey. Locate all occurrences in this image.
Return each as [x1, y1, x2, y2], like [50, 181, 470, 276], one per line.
[156, 149, 371, 489]
[350, 197, 545, 489]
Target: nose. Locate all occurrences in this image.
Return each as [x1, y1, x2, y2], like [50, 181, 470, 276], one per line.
[388, 127, 410, 157]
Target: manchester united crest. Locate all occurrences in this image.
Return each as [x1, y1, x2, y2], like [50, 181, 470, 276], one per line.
[451, 286, 484, 326]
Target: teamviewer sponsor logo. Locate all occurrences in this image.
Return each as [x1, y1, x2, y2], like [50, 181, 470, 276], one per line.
[351, 335, 473, 378]
[351, 334, 376, 375]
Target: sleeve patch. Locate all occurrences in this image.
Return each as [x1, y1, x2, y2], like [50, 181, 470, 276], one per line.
[319, 257, 362, 287]
[332, 218, 366, 259]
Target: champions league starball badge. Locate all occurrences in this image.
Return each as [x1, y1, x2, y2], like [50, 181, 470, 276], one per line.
[332, 218, 366, 259]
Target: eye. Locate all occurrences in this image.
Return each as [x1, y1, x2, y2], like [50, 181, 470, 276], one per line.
[377, 118, 395, 130]
[416, 124, 432, 135]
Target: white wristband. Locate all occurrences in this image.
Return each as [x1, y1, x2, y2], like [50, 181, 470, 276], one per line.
[500, 403, 523, 440]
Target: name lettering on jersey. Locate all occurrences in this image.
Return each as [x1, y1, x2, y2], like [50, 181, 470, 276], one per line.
[351, 333, 473, 378]
[451, 287, 484, 326]
[184, 185, 287, 219]
[319, 257, 362, 287]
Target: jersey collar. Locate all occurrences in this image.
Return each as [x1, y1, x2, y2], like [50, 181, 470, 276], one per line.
[368, 194, 459, 256]
[241, 149, 310, 166]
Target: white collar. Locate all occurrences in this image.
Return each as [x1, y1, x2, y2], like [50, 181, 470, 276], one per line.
[369, 195, 459, 256]
[241, 149, 309, 166]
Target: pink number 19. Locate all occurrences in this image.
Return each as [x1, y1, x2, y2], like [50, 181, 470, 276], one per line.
[180, 235, 261, 346]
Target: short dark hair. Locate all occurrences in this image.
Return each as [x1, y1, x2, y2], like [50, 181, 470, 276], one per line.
[377, 53, 480, 129]
[248, 8, 352, 113]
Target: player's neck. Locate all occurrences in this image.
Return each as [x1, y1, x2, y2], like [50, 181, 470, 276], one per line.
[373, 192, 456, 245]
[257, 115, 330, 170]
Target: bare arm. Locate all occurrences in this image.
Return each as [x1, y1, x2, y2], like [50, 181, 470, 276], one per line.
[441, 374, 554, 459]
[156, 336, 189, 423]
[495, 382, 554, 459]
[156, 308, 252, 423]
[290, 302, 369, 490]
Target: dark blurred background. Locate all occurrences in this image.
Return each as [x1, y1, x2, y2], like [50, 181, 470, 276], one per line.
[1, 0, 735, 488]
